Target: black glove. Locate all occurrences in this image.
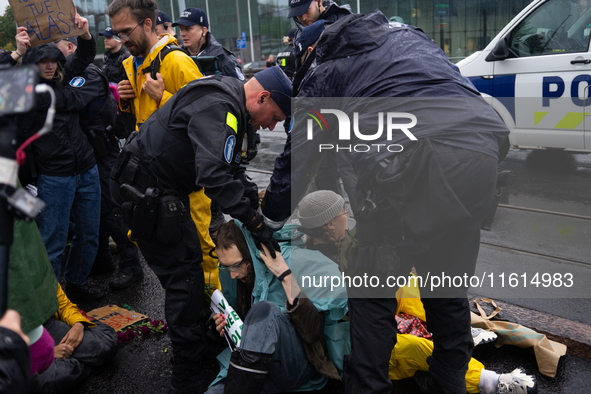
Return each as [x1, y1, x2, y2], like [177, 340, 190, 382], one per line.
[245, 212, 280, 258]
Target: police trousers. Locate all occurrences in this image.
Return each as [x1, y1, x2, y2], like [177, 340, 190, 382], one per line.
[344, 142, 498, 394]
[136, 209, 207, 363]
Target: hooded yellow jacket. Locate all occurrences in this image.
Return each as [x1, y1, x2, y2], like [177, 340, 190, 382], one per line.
[120, 34, 203, 127]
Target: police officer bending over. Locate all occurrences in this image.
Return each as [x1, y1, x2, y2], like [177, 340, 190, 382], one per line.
[111, 66, 291, 394]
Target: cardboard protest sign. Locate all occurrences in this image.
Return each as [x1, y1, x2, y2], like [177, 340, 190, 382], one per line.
[87, 305, 149, 332]
[210, 289, 244, 348]
[9, 0, 81, 47]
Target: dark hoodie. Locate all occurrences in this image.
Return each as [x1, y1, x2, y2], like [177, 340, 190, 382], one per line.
[20, 43, 96, 176]
[264, 11, 509, 223]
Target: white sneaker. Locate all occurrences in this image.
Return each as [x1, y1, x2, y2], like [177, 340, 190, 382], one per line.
[471, 327, 498, 347]
[497, 368, 537, 394]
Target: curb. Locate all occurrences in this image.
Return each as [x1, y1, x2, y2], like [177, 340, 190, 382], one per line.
[470, 298, 591, 359]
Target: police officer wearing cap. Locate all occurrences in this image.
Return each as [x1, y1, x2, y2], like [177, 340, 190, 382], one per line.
[111, 66, 291, 393]
[288, 0, 351, 47]
[99, 26, 130, 83]
[155, 10, 176, 37]
[173, 7, 244, 80]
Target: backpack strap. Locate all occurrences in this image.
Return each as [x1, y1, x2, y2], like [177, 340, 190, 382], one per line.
[142, 45, 189, 80]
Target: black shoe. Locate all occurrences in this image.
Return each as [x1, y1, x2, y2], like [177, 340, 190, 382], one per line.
[66, 282, 105, 300]
[170, 359, 208, 394]
[414, 370, 453, 394]
[109, 271, 144, 290]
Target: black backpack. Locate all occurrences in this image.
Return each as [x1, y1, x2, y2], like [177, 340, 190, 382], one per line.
[142, 44, 220, 80]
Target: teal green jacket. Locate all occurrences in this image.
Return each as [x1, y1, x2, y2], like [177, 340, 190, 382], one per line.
[211, 223, 350, 391]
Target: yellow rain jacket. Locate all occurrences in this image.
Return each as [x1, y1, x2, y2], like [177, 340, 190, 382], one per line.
[120, 34, 203, 127]
[54, 284, 96, 328]
[390, 279, 483, 393]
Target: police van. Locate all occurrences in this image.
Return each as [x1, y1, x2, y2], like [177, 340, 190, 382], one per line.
[457, 0, 591, 152]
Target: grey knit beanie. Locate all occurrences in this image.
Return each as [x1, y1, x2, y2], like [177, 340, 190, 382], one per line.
[298, 190, 345, 229]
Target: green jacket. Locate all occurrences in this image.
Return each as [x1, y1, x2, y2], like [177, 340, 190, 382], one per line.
[211, 223, 350, 391]
[8, 212, 59, 333]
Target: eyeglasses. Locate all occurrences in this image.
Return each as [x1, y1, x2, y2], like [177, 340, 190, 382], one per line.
[335, 209, 350, 219]
[216, 259, 245, 272]
[116, 19, 145, 41]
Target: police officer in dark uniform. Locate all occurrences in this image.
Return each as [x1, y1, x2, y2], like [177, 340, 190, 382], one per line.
[264, 13, 510, 394]
[276, 28, 297, 79]
[111, 66, 291, 394]
[99, 26, 130, 83]
[173, 7, 244, 80]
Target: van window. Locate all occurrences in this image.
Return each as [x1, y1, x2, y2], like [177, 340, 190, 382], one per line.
[508, 0, 591, 57]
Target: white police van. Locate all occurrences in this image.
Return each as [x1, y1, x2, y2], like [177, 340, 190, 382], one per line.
[457, 0, 591, 152]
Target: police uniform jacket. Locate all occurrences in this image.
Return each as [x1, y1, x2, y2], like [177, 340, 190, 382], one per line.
[20, 42, 99, 176]
[120, 34, 203, 128]
[265, 11, 510, 223]
[129, 75, 256, 223]
[276, 44, 296, 79]
[101, 45, 130, 83]
[189, 32, 243, 80]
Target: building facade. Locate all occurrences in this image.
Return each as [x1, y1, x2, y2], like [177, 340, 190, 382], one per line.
[82, 0, 533, 64]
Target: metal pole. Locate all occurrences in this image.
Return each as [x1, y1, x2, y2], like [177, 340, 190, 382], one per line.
[357, 0, 360, 13]
[235, 0, 243, 62]
[247, 0, 255, 63]
[169, 0, 175, 22]
[205, 0, 211, 33]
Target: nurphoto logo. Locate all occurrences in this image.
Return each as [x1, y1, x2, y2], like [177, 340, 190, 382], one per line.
[304, 108, 418, 153]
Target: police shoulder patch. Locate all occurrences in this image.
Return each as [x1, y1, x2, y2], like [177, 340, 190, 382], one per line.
[69, 77, 86, 88]
[224, 135, 236, 163]
[235, 67, 245, 81]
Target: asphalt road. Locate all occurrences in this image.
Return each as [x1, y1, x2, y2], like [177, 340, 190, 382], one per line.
[69, 130, 591, 393]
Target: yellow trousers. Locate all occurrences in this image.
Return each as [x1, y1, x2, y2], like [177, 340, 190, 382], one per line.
[189, 189, 221, 291]
[391, 283, 482, 393]
[128, 190, 221, 292]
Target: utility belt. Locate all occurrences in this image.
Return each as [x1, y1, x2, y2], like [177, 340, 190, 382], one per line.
[111, 137, 187, 245]
[87, 125, 118, 158]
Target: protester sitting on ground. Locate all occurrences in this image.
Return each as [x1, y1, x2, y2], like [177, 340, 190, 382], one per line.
[297, 190, 538, 394]
[29, 284, 118, 393]
[208, 220, 348, 393]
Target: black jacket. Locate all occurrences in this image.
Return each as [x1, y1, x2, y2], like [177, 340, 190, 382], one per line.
[20, 41, 98, 176]
[0, 327, 31, 393]
[128, 75, 257, 223]
[190, 33, 243, 80]
[276, 44, 296, 79]
[264, 11, 509, 222]
[101, 45, 130, 83]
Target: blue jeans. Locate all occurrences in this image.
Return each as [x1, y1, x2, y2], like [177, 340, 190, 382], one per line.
[37, 166, 101, 285]
[207, 301, 318, 393]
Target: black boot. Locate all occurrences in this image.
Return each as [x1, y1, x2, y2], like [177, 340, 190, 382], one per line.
[170, 358, 208, 394]
[224, 349, 272, 394]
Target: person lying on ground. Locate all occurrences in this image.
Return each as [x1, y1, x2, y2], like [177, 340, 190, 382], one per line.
[297, 190, 538, 394]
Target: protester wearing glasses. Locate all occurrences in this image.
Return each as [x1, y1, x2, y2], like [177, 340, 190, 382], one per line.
[209, 220, 348, 393]
[107, 0, 203, 130]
